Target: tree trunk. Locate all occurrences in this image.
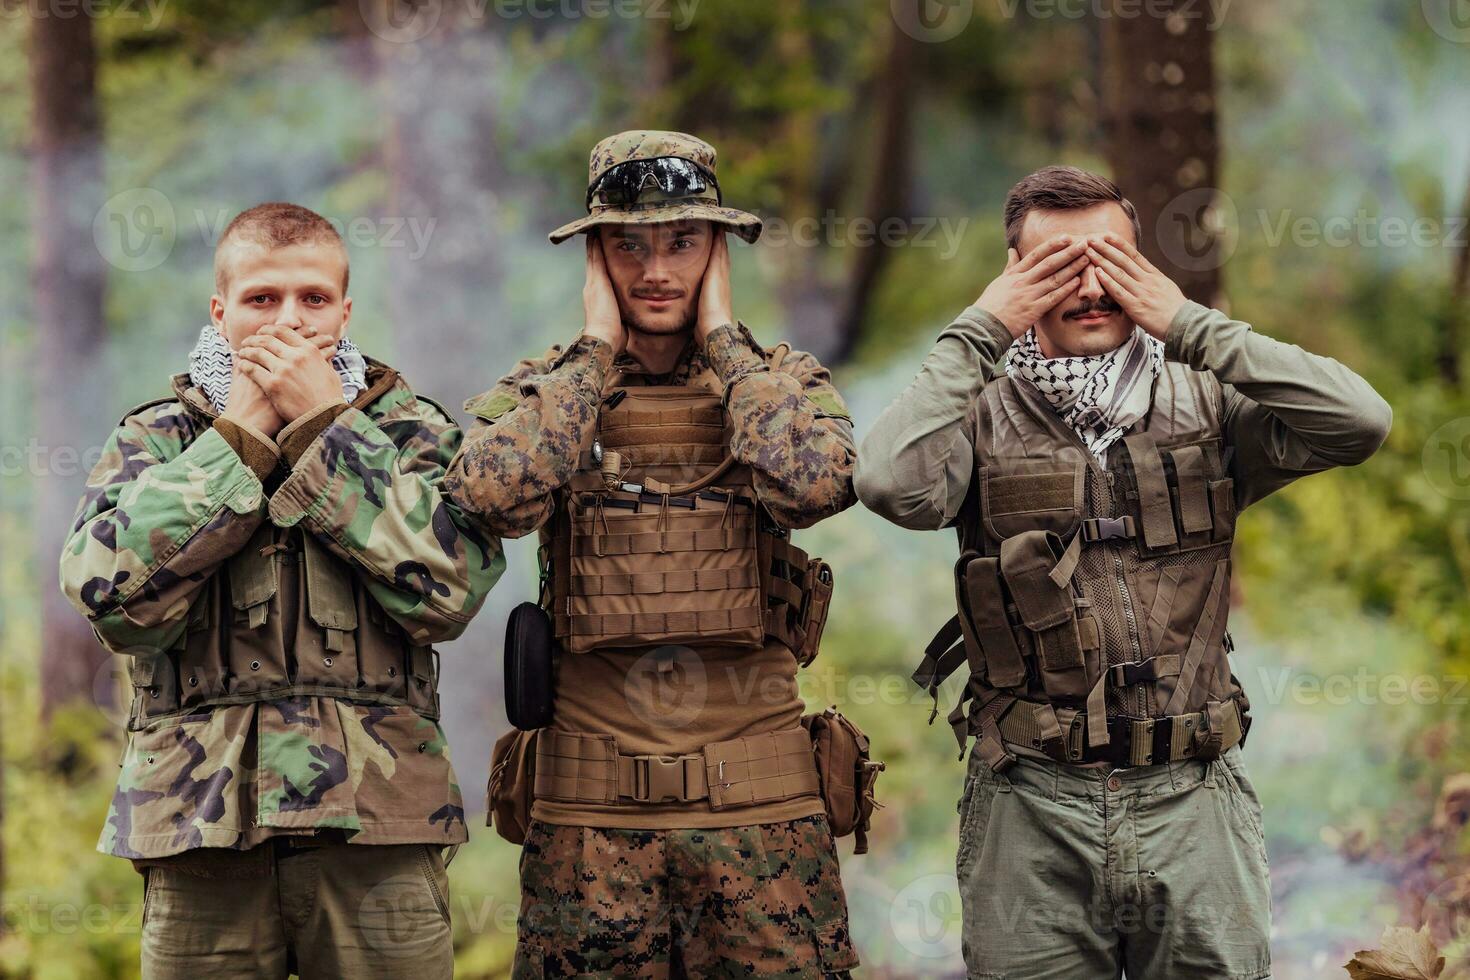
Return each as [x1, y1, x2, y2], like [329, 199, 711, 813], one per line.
[30, 7, 110, 720]
[1101, 0, 1223, 306]
[826, 13, 919, 366]
[1439, 169, 1470, 387]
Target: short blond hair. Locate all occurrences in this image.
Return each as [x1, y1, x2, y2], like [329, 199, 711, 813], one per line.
[214, 202, 348, 294]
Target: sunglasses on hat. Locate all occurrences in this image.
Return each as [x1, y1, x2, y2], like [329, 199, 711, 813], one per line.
[586, 157, 722, 212]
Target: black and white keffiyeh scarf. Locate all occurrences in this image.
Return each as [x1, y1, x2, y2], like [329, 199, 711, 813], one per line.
[188, 324, 368, 413]
[1004, 326, 1165, 462]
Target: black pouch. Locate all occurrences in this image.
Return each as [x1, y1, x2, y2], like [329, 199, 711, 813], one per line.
[505, 602, 555, 730]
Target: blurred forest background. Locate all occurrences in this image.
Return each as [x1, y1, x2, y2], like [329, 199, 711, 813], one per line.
[2, 0, 1469, 976]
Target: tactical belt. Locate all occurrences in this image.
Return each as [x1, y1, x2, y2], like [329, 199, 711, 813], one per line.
[994, 696, 1246, 768]
[533, 727, 819, 809]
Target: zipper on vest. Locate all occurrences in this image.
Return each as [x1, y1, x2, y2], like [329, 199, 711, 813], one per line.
[1099, 468, 1145, 717]
[1112, 547, 1145, 715]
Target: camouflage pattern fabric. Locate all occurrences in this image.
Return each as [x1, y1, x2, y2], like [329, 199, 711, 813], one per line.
[60, 359, 503, 859]
[548, 129, 763, 244]
[513, 815, 858, 979]
[444, 323, 856, 540]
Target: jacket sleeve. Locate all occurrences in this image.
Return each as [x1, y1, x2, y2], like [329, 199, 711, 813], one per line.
[1165, 301, 1393, 509]
[58, 405, 271, 656]
[854, 306, 1015, 530]
[441, 337, 616, 538]
[268, 388, 505, 645]
[703, 323, 857, 530]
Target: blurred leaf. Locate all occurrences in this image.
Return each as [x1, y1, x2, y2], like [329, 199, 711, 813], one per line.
[1346, 925, 1445, 979]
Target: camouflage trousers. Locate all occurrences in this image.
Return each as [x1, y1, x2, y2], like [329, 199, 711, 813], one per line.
[513, 814, 859, 979]
[138, 835, 453, 979]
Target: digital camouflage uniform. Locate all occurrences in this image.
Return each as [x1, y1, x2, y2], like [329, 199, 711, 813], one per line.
[446, 327, 860, 979]
[61, 358, 504, 978]
[443, 128, 861, 980]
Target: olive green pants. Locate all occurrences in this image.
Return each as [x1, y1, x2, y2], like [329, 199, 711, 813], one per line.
[139, 838, 453, 980]
[957, 743, 1272, 979]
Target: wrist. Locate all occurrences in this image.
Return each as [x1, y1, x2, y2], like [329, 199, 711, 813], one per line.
[582, 324, 623, 354]
[978, 305, 1026, 339]
[222, 405, 281, 437]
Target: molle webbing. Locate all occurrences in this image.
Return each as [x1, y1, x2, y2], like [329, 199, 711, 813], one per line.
[532, 728, 819, 808]
[548, 368, 833, 661]
[128, 523, 436, 730]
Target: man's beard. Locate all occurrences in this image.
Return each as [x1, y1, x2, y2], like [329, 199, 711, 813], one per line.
[623, 307, 698, 336]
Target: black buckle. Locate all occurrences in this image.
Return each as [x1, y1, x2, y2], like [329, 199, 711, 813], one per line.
[1108, 658, 1158, 687]
[1082, 516, 1131, 542]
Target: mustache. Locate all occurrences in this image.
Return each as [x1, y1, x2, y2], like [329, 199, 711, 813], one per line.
[1063, 298, 1123, 320]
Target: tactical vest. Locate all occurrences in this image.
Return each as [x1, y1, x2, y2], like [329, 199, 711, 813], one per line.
[914, 363, 1252, 772]
[124, 374, 440, 731]
[540, 344, 833, 664]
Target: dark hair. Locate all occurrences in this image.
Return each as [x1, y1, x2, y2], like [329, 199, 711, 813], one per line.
[1003, 166, 1141, 251]
[214, 202, 347, 293]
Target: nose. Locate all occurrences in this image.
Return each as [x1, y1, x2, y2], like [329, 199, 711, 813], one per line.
[639, 251, 673, 285]
[276, 300, 304, 328]
[1077, 262, 1104, 303]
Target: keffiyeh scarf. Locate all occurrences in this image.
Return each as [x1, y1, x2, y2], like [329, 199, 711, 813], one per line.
[188, 325, 368, 413]
[1004, 326, 1165, 463]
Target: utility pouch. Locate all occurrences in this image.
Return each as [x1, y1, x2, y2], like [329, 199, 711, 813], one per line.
[956, 553, 1028, 689]
[801, 707, 885, 854]
[1125, 433, 1237, 555]
[487, 727, 539, 846]
[999, 530, 1088, 699]
[224, 525, 289, 694]
[795, 559, 834, 667]
[296, 533, 359, 688]
[505, 602, 555, 731]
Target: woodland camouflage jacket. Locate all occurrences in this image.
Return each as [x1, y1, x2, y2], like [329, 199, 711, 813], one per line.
[60, 358, 504, 859]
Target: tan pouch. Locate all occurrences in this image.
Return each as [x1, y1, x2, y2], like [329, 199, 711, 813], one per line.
[487, 728, 539, 845]
[801, 707, 885, 854]
[795, 559, 834, 667]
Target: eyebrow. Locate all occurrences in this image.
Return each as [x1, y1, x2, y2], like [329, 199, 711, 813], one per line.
[235, 282, 338, 296]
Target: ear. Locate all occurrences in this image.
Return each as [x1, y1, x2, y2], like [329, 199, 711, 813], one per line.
[209, 294, 227, 333]
[338, 296, 353, 338]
